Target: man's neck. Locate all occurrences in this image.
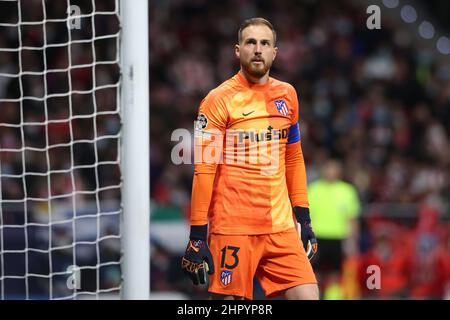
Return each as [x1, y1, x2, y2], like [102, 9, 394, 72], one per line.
[241, 68, 270, 85]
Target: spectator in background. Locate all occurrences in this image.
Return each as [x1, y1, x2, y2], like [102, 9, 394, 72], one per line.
[308, 159, 361, 299]
[410, 205, 448, 299]
[359, 220, 411, 299]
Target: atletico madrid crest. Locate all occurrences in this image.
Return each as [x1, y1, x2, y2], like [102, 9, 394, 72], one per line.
[220, 270, 232, 286]
[274, 99, 289, 116]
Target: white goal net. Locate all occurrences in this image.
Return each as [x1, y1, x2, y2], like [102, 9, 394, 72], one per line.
[0, 0, 123, 299]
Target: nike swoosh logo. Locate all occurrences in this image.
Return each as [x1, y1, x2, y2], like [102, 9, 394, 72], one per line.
[188, 242, 200, 253]
[242, 111, 255, 117]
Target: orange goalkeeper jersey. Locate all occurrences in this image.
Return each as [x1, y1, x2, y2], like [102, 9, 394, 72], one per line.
[191, 70, 309, 235]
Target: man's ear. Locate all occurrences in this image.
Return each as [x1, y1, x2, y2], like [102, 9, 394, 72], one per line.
[235, 44, 240, 59]
[272, 46, 278, 61]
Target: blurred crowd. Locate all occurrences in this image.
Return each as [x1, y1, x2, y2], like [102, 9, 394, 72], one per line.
[0, 0, 121, 298]
[149, 0, 450, 299]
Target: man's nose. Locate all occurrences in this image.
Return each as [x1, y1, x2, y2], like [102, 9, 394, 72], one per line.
[254, 42, 262, 54]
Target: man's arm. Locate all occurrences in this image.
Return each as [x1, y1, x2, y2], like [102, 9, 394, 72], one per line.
[181, 161, 218, 285]
[343, 186, 361, 256]
[182, 92, 227, 285]
[285, 85, 309, 208]
[285, 139, 318, 259]
[190, 163, 217, 232]
[285, 140, 309, 209]
[285, 84, 317, 259]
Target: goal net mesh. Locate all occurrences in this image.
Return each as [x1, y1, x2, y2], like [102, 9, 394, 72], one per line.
[0, 0, 122, 299]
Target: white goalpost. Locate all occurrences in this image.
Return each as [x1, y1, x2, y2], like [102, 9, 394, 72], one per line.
[0, 0, 149, 300]
[120, 0, 150, 300]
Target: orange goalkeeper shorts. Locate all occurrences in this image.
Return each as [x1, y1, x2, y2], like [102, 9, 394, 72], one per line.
[207, 228, 317, 300]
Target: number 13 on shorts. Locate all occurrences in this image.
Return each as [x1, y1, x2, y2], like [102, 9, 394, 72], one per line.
[208, 230, 317, 300]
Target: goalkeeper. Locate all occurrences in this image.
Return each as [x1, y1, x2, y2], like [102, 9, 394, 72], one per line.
[181, 17, 319, 300]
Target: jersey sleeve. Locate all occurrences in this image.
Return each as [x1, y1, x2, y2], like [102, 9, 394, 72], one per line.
[196, 91, 228, 133]
[287, 84, 300, 145]
[190, 92, 228, 226]
[288, 84, 299, 125]
[285, 85, 309, 208]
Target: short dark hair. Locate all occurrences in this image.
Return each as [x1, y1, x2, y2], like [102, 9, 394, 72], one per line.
[238, 17, 277, 45]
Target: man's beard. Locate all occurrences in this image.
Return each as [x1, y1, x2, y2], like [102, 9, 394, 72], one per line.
[242, 58, 272, 79]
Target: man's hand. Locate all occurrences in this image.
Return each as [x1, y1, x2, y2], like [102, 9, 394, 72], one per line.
[181, 225, 215, 285]
[294, 206, 318, 260]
